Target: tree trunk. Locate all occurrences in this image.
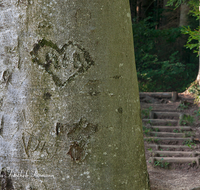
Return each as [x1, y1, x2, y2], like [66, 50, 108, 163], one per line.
[0, 0, 149, 189]
[196, 3, 200, 85]
[196, 54, 200, 85]
[179, 3, 190, 27]
[178, 3, 190, 69]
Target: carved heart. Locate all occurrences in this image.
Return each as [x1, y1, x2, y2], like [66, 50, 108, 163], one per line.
[30, 39, 94, 86]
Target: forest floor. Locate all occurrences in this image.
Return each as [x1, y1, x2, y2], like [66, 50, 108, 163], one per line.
[141, 93, 200, 190]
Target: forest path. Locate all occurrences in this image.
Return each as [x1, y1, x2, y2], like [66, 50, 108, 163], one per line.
[140, 92, 200, 190]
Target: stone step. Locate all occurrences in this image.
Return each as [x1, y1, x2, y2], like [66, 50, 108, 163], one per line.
[141, 103, 179, 111]
[147, 144, 197, 150]
[143, 119, 178, 126]
[141, 92, 198, 167]
[150, 151, 200, 157]
[151, 111, 181, 119]
[144, 137, 193, 142]
[148, 132, 185, 137]
[140, 92, 174, 98]
[145, 126, 192, 132]
[140, 92, 194, 102]
[149, 157, 199, 166]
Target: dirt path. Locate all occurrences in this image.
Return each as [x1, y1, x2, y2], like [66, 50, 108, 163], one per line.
[148, 166, 200, 190]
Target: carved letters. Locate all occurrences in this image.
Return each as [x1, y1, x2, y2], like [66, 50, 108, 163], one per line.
[22, 118, 98, 162]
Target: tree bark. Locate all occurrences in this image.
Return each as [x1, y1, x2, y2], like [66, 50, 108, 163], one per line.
[196, 2, 200, 85]
[179, 3, 190, 27]
[0, 0, 149, 189]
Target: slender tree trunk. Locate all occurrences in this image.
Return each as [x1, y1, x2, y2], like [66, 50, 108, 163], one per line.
[178, 3, 190, 67]
[196, 2, 200, 84]
[0, 0, 149, 189]
[179, 3, 190, 26]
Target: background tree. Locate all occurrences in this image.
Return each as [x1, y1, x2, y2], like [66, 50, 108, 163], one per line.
[181, 0, 200, 85]
[166, 0, 200, 86]
[0, 0, 149, 189]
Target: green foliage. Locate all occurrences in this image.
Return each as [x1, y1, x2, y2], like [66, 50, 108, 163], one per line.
[143, 125, 160, 137]
[181, 26, 200, 55]
[188, 82, 200, 103]
[173, 127, 183, 133]
[194, 107, 200, 117]
[166, 122, 172, 126]
[188, 161, 196, 166]
[183, 139, 196, 149]
[188, 0, 200, 19]
[166, 0, 185, 9]
[154, 158, 169, 168]
[173, 129, 180, 133]
[178, 102, 189, 110]
[144, 137, 160, 143]
[167, 0, 200, 56]
[141, 106, 152, 119]
[180, 114, 194, 126]
[184, 131, 194, 137]
[143, 125, 153, 136]
[154, 138, 160, 143]
[132, 18, 197, 92]
[173, 128, 183, 133]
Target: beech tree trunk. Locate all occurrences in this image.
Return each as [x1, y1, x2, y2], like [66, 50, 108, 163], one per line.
[179, 3, 190, 27]
[196, 3, 200, 85]
[0, 0, 149, 189]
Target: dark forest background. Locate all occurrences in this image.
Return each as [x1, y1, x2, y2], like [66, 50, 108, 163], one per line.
[129, 0, 199, 92]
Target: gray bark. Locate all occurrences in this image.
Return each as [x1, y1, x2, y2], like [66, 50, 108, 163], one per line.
[197, 2, 200, 84]
[179, 3, 190, 27]
[0, 0, 149, 189]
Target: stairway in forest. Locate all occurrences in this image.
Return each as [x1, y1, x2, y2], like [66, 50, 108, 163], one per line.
[140, 92, 200, 168]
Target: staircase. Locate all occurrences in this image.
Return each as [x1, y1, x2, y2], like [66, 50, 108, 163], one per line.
[140, 92, 200, 168]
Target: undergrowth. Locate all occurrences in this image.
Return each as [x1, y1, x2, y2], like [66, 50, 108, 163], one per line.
[149, 158, 169, 169]
[180, 114, 194, 126]
[132, 17, 198, 92]
[188, 82, 200, 103]
[141, 106, 152, 119]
